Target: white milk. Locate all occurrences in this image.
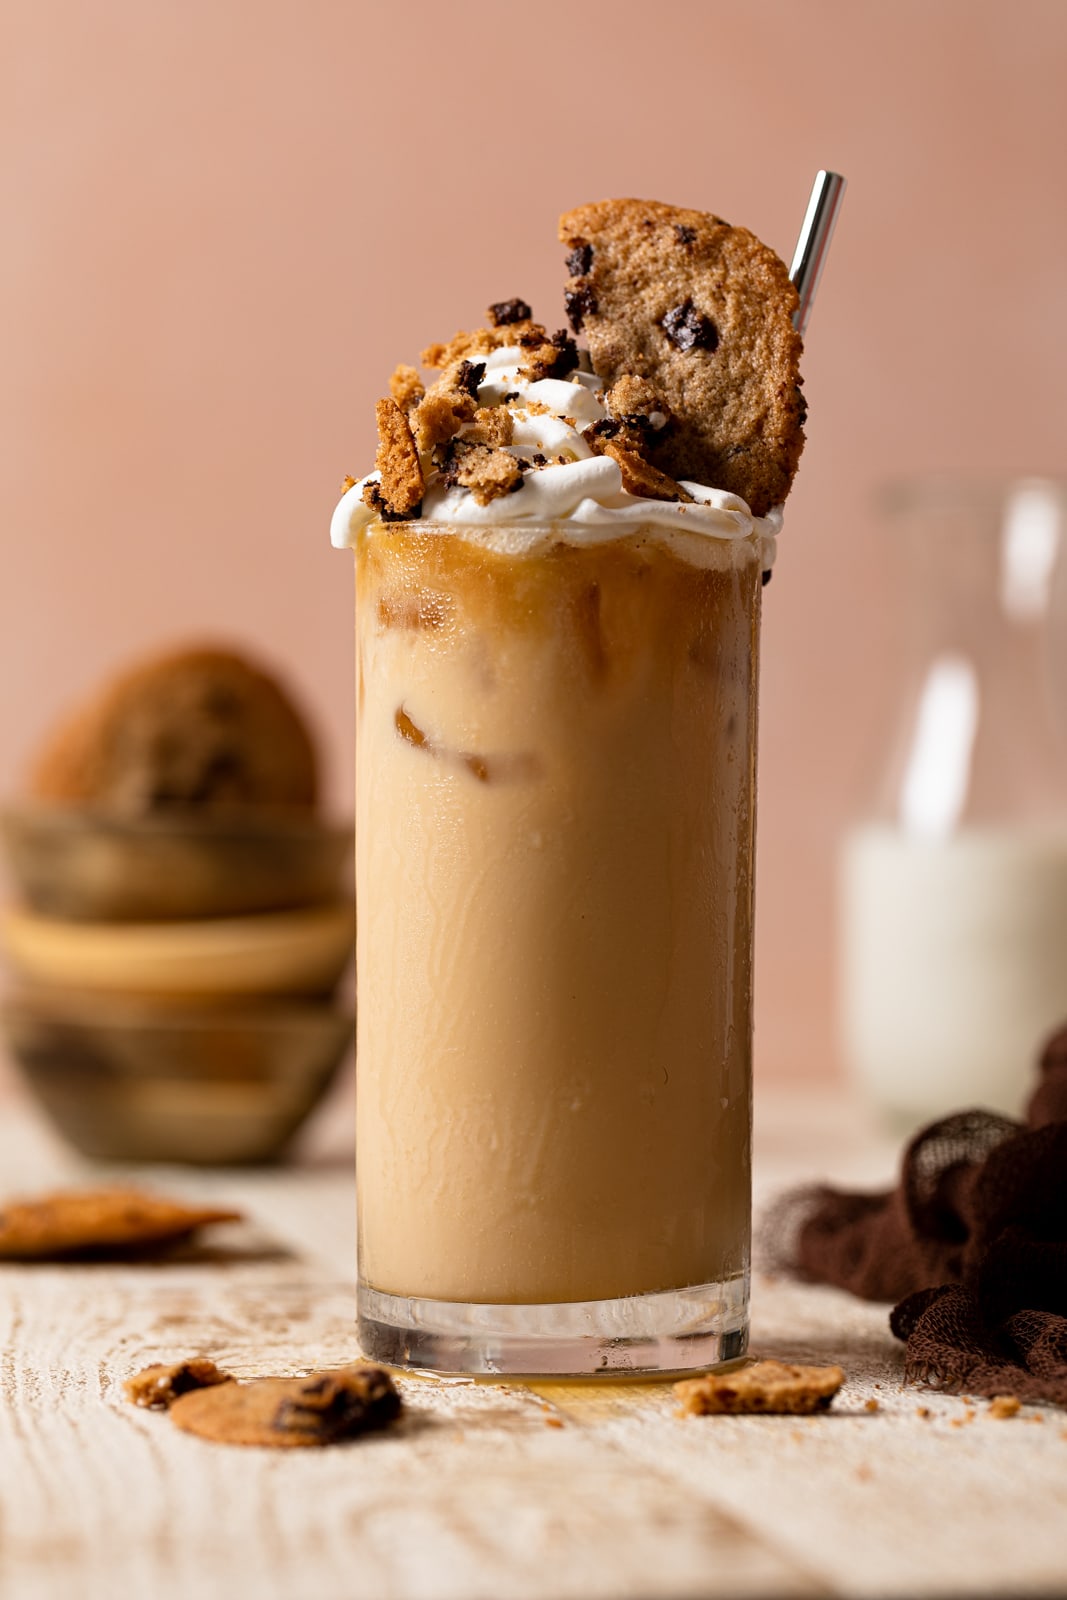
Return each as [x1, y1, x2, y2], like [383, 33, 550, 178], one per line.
[839, 824, 1067, 1124]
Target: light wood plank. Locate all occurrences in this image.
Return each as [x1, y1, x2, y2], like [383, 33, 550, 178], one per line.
[0, 1084, 1063, 1600]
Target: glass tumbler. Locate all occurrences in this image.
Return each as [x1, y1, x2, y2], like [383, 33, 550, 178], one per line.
[840, 478, 1067, 1129]
[353, 518, 761, 1375]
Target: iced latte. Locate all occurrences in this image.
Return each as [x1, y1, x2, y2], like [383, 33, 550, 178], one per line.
[332, 198, 805, 1374]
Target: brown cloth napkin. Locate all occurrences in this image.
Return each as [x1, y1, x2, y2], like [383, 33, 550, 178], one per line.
[781, 1029, 1067, 1404]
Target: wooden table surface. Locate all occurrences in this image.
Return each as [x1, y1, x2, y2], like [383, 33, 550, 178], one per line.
[2, 1078, 1065, 1600]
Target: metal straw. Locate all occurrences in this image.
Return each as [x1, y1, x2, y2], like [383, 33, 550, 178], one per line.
[789, 171, 847, 336]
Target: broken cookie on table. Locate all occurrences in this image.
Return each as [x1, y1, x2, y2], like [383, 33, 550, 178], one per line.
[126, 1360, 402, 1448]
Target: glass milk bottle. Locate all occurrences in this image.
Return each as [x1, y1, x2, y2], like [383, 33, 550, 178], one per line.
[839, 479, 1067, 1128]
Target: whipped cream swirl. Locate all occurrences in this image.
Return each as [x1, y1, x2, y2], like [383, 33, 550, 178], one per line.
[331, 345, 781, 570]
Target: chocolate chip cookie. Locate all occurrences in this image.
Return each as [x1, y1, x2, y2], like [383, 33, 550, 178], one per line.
[559, 198, 804, 515]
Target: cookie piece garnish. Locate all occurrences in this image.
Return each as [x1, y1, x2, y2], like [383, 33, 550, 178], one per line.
[168, 1364, 401, 1448]
[364, 398, 423, 521]
[438, 439, 522, 505]
[487, 298, 532, 327]
[388, 363, 425, 414]
[0, 1189, 242, 1260]
[605, 375, 669, 426]
[587, 435, 693, 503]
[462, 406, 514, 448]
[125, 1359, 234, 1410]
[675, 1360, 845, 1416]
[559, 198, 804, 516]
[518, 329, 579, 383]
[422, 320, 543, 370]
[455, 359, 485, 400]
[411, 388, 477, 454]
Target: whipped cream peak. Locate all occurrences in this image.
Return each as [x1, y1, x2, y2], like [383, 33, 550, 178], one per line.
[331, 345, 781, 569]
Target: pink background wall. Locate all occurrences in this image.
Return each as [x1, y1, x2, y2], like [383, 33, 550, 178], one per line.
[3, 0, 1066, 1081]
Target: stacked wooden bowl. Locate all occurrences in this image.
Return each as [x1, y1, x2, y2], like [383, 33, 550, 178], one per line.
[0, 645, 355, 1164]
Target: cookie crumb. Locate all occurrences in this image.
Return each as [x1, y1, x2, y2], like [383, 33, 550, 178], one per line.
[463, 407, 514, 448]
[988, 1395, 1020, 1419]
[518, 329, 579, 383]
[592, 436, 693, 503]
[126, 1358, 233, 1410]
[389, 363, 425, 414]
[455, 359, 486, 400]
[605, 374, 669, 426]
[422, 321, 542, 371]
[438, 439, 522, 505]
[916, 1407, 931, 1419]
[168, 1364, 401, 1448]
[488, 298, 533, 327]
[371, 398, 424, 519]
[674, 1360, 845, 1416]
[864, 1398, 880, 1413]
[340, 475, 357, 494]
[412, 389, 477, 453]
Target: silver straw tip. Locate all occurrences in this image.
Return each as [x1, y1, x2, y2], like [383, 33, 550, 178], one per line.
[789, 171, 846, 337]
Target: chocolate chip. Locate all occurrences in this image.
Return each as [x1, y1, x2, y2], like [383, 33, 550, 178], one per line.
[455, 360, 486, 400]
[501, 391, 519, 402]
[487, 298, 532, 327]
[582, 418, 623, 443]
[565, 241, 593, 277]
[582, 415, 656, 451]
[794, 385, 808, 426]
[660, 299, 719, 353]
[564, 285, 598, 333]
[272, 1370, 401, 1442]
[674, 224, 697, 246]
[528, 328, 579, 380]
[762, 569, 773, 587]
[530, 452, 547, 467]
[436, 439, 461, 489]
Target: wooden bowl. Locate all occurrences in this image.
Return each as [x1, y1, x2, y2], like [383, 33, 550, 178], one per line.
[2, 992, 353, 1165]
[0, 805, 352, 922]
[1, 902, 355, 1001]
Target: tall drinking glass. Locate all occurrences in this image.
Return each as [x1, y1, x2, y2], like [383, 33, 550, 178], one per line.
[353, 517, 760, 1375]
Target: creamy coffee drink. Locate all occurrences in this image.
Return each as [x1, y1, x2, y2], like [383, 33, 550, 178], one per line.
[332, 199, 805, 1372]
[355, 523, 759, 1305]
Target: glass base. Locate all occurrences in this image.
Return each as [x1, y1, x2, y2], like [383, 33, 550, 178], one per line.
[357, 1274, 748, 1378]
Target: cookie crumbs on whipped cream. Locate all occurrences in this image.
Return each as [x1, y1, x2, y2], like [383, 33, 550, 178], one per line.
[333, 198, 805, 572]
